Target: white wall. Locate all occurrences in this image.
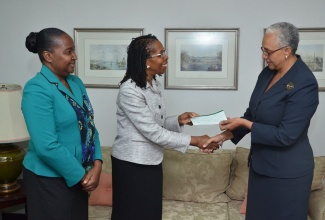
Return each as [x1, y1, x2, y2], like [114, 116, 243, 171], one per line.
[1, 0, 324, 155]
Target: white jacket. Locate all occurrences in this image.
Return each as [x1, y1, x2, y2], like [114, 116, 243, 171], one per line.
[111, 79, 190, 165]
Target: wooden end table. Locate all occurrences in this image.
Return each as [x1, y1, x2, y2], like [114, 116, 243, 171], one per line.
[0, 179, 27, 218]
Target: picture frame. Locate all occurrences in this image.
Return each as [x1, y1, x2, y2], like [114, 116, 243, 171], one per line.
[164, 28, 239, 90]
[262, 28, 325, 91]
[297, 28, 325, 91]
[74, 28, 144, 88]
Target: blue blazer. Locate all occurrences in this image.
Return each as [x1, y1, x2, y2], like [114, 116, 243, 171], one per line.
[232, 56, 319, 178]
[22, 65, 102, 187]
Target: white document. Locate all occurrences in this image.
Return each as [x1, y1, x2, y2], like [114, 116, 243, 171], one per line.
[191, 110, 227, 125]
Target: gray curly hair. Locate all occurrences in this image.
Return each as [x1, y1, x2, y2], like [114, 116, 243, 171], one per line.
[265, 22, 299, 54]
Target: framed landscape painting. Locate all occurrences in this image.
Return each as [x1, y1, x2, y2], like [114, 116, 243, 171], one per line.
[297, 28, 325, 91]
[74, 28, 143, 88]
[164, 28, 239, 90]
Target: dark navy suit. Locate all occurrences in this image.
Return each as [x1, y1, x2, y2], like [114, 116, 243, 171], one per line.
[231, 56, 319, 219]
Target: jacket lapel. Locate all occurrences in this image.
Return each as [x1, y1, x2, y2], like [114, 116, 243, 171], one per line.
[66, 76, 84, 108]
[40, 65, 84, 109]
[259, 57, 302, 102]
[251, 56, 302, 118]
[260, 75, 286, 102]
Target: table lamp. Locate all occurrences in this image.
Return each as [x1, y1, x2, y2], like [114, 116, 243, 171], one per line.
[0, 84, 29, 194]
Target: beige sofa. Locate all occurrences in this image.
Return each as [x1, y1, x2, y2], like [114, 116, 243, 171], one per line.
[89, 147, 325, 220]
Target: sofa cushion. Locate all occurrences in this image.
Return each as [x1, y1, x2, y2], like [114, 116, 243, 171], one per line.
[226, 147, 325, 200]
[162, 200, 229, 220]
[162, 149, 233, 203]
[226, 147, 249, 200]
[312, 156, 325, 191]
[101, 147, 112, 174]
[89, 172, 112, 206]
[240, 190, 247, 214]
[88, 205, 112, 219]
[228, 200, 246, 220]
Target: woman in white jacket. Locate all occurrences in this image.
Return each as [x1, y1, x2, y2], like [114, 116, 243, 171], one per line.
[111, 34, 213, 220]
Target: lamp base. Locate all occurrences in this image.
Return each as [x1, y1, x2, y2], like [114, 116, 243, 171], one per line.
[0, 181, 20, 194]
[0, 143, 25, 194]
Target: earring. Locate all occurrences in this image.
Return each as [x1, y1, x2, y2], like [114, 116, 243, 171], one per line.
[147, 65, 150, 69]
[285, 55, 288, 59]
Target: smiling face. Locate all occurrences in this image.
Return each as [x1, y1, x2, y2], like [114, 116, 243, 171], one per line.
[146, 40, 168, 81]
[43, 33, 77, 80]
[262, 33, 288, 71]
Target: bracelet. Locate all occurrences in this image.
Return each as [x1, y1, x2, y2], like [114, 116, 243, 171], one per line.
[218, 134, 225, 148]
[219, 134, 225, 142]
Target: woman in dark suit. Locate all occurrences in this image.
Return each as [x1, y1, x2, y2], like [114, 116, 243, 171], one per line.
[22, 28, 102, 220]
[204, 22, 319, 220]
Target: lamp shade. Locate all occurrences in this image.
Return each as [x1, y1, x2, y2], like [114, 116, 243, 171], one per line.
[0, 84, 30, 143]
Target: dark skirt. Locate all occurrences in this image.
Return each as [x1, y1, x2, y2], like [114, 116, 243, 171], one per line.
[23, 167, 88, 220]
[246, 166, 313, 220]
[111, 156, 163, 220]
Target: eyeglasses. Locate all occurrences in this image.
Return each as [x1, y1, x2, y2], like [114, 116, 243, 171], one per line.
[260, 46, 287, 57]
[149, 50, 166, 58]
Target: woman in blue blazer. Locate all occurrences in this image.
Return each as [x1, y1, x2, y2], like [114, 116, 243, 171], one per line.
[22, 28, 102, 220]
[205, 22, 319, 220]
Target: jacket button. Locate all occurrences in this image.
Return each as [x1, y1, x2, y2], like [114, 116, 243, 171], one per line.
[158, 105, 161, 109]
[161, 115, 163, 119]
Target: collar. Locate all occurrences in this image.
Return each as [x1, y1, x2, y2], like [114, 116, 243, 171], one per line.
[146, 79, 161, 95]
[39, 64, 75, 84]
[39, 65, 83, 107]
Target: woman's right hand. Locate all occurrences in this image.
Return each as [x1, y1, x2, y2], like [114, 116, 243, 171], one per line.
[203, 130, 234, 150]
[81, 160, 102, 192]
[178, 112, 199, 126]
[190, 135, 220, 153]
[202, 134, 224, 149]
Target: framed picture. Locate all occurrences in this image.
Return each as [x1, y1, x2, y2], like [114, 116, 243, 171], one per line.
[164, 28, 239, 90]
[297, 28, 325, 91]
[262, 28, 325, 91]
[74, 28, 144, 88]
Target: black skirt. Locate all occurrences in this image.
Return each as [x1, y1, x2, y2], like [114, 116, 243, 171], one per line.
[23, 167, 88, 220]
[111, 156, 163, 220]
[246, 166, 313, 220]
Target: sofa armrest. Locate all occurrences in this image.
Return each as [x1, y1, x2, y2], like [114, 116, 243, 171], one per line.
[309, 185, 325, 220]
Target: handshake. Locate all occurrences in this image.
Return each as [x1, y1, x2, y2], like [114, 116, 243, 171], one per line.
[179, 111, 237, 153]
[190, 135, 224, 153]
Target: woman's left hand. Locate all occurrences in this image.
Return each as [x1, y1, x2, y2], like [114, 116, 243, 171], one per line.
[178, 112, 199, 126]
[81, 160, 102, 192]
[219, 118, 252, 131]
